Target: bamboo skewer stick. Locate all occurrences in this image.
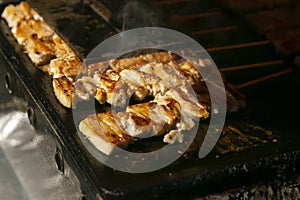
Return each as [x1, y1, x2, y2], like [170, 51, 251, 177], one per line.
[206, 40, 270, 52]
[153, 0, 196, 5]
[151, 42, 182, 49]
[192, 26, 238, 35]
[172, 11, 222, 20]
[237, 68, 293, 89]
[220, 60, 284, 72]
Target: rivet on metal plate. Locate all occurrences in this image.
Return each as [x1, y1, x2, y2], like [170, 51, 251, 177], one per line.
[4, 73, 12, 94]
[27, 106, 36, 127]
[55, 147, 64, 174]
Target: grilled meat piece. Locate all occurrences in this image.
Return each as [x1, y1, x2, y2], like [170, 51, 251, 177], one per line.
[1, 2, 40, 28]
[74, 76, 98, 102]
[53, 77, 74, 108]
[137, 62, 187, 89]
[52, 35, 77, 58]
[142, 51, 176, 64]
[110, 56, 149, 72]
[24, 34, 56, 66]
[11, 18, 54, 45]
[163, 130, 184, 144]
[118, 100, 181, 138]
[110, 51, 175, 72]
[155, 85, 209, 131]
[79, 112, 133, 155]
[87, 52, 176, 75]
[49, 54, 83, 81]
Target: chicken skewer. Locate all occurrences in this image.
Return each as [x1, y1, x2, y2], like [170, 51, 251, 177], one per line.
[75, 55, 245, 111]
[1, 2, 84, 107]
[79, 83, 209, 155]
[78, 54, 247, 155]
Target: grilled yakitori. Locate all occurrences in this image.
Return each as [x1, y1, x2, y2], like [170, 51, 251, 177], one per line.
[2, 2, 246, 155]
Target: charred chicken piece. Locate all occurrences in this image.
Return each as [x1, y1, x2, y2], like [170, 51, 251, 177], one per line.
[1, 2, 40, 28]
[79, 111, 133, 155]
[53, 77, 74, 108]
[24, 34, 56, 66]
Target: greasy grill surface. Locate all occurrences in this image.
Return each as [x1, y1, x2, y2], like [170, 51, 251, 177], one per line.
[0, 0, 299, 199]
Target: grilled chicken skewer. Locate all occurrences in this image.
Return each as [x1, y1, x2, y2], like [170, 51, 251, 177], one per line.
[80, 84, 209, 155]
[74, 53, 176, 102]
[75, 56, 245, 112]
[1, 2, 40, 28]
[78, 56, 245, 155]
[2, 2, 83, 107]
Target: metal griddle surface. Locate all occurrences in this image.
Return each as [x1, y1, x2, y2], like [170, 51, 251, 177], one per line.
[0, 0, 300, 199]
